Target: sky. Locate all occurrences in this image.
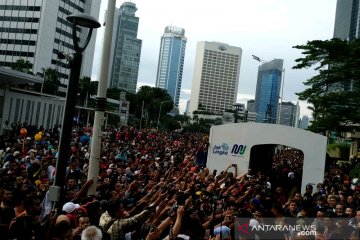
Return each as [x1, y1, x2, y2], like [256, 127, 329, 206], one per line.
[91, 0, 338, 117]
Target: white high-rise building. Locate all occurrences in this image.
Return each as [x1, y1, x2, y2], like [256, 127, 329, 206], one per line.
[189, 41, 242, 116]
[0, 0, 101, 86]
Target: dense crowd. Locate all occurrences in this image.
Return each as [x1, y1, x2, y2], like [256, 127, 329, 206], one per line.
[0, 122, 360, 240]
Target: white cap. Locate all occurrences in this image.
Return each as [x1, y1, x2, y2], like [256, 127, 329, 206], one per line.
[13, 151, 21, 156]
[62, 202, 80, 214]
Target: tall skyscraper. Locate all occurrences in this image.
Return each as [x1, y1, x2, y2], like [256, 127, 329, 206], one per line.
[108, 2, 142, 93]
[332, 0, 359, 92]
[300, 115, 309, 129]
[185, 100, 190, 115]
[254, 59, 283, 123]
[155, 26, 187, 108]
[278, 101, 300, 127]
[334, 0, 360, 40]
[189, 41, 242, 115]
[0, 0, 100, 86]
[247, 99, 255, 112]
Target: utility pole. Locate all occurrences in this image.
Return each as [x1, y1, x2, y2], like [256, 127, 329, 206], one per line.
[87, 0, 116, 195]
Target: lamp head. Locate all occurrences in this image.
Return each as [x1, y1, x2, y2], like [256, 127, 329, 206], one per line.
[67, 13, 100, 29]
[57, 52, 74, 61]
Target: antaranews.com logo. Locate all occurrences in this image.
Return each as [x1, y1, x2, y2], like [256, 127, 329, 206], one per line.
[235, 217, 318, 239]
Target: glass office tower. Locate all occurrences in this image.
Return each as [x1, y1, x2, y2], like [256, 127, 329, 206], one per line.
[108, 2, 142, 93]
[334, 0, 360, 41]
[155, 26, 187, 108]
[254, 59, 283, 123]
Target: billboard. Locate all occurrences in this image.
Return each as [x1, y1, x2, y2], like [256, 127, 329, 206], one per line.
[207, 122, 327, 193]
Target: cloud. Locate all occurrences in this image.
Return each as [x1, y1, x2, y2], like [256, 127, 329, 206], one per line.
[136, 82, 155, 91]
[181, 88, 191, 95]
[236, 93, 255, 103]
[298, 100, 313, 118]
[93, 0, 333, 121]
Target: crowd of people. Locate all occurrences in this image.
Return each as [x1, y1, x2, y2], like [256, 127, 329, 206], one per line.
[0, 122, 360, 240]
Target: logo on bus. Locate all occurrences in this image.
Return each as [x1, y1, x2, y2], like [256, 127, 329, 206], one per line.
[231, 144, 247, 156]
[212, 143, 229, 156]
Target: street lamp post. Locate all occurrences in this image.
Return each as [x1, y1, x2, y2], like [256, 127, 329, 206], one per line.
[233, 103, 244, 123]
[49, 13, 100, 206]
[87, 0, 116, 196]
[157, 100, 172, 130]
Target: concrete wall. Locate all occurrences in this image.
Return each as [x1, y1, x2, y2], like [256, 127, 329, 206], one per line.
[0, 88, 65, 132]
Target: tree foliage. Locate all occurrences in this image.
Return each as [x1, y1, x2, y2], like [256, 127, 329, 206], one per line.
[293, 38, 360, 134]
[78, 76, 98, 105]
[107, 88, 128, 100]
[126, 86, 173, 128]
[41, 68, 61, 95]
[12, 59, 32, 73]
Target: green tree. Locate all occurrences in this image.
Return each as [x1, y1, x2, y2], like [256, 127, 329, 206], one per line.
[192, 114, 199, 123]
[12, 59, 32, 73]
[174, 114, 191, 127]
[293, 38, 360, 134]
[161, 115, 181, 131]
[127, 86, 173, 128]
[78, 76, 98, 106]
[41, 68, 61, 95]
[214, 117, 223, 125]
[136, 86, 174, 126]
[126, 91, 138, 116]
[107, 88, 128, 100]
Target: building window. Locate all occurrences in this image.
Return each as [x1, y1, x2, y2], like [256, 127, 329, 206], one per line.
[35, 102, 41, 126]
[56, 105, 61, 125]
[14, 98, 21, 123]
[19, 99, 24, 122]
[0, 28, 37, 34]
[47, 104, 52, 129]
[0, 39, 36, 45]
[7, 97, 13, 123]
[0, 6, 41, 11]
[29, 101, 35, 125]
[42, 103, 47, 127]
[60, 0, 84, 12]
[0, 50, 34, 57]
[0, 16, 39, 22]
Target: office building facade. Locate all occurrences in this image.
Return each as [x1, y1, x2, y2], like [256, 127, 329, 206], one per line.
[0, 0, 100, 86]
[254, 59, 283, 123]
[189, 41, 242, 115]
[332, 0, 359, 92]
[247, 99, 255, 112]
[184, 100, 190, 115]
[108, 1, 142, 93]
[155, 26, 186, 108]
[334, 0, 360, 40]
[278, 101, 300, 127]
[299, 115, 309, 129]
